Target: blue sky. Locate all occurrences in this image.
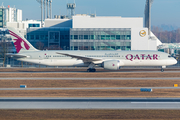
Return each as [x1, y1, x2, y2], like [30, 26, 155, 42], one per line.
[1, 0, 180, 27]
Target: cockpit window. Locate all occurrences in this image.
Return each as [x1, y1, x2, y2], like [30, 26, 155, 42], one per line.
[168, 55, 171, 58]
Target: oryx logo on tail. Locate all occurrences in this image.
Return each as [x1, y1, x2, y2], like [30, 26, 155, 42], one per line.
[9, 30, 30, 53]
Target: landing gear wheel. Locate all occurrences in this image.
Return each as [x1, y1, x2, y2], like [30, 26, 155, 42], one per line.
[92, 68, 96, 72]
[87, 68, 96, 72]
[161, 68, 164, 72]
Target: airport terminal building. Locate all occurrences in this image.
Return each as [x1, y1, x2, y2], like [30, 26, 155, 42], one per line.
[1, 5, 162, 52]
[25, 15, 162, 51]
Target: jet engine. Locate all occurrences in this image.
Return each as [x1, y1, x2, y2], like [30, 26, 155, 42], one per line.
[102, 60, 121, 70]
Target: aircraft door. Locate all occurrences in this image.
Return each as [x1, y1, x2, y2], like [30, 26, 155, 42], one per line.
[39, 55, 43, 60]
[39, 53, 44, 60]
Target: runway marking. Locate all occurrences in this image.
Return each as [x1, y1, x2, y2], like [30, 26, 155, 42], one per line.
[131, 102, 180, 104]
[1, 87, 180, 90]
[0, 77, 180, 80]
[1, 98, 180, 102]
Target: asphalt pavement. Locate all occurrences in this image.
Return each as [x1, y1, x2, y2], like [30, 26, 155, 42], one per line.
[1, 97, 180, 109]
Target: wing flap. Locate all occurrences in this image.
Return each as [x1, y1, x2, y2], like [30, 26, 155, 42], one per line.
[56, 52, 103, 63]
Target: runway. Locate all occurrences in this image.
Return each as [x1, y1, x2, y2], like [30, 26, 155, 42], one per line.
[0, 71, 180, 74]
[1, 97, 180, 109]
[1, 77, 180, 80]
[1, 87, 180, 90]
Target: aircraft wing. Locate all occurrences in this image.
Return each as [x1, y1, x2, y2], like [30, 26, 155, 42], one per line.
[56, 52, 103, 63]
[6, 53, 29, 58]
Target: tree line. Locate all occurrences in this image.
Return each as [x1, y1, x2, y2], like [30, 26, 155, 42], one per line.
[152, 26, 180, 43]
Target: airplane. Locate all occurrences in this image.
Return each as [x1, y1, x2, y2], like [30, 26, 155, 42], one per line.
[7, 27, 177, 72]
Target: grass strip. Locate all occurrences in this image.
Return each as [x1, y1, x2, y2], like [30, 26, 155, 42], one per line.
[0, 109, 180, 120]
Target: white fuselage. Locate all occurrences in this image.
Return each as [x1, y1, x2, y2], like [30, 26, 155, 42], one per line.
[16, 50, 177, 67]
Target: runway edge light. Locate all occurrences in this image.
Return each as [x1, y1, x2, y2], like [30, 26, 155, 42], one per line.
[174, 84, 178, 87]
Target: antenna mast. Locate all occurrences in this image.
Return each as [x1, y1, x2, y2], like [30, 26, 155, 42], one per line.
[145, 0, 153, 36]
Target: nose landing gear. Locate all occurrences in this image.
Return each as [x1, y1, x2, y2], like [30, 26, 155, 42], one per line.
[161, 66, 166, 72]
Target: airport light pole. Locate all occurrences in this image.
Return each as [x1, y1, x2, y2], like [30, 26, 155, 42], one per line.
[44, 0, 46, 20]
[36, 0, 43, 27]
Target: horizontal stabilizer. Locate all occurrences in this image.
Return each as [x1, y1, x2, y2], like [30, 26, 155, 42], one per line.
[6, 53, 29, 58]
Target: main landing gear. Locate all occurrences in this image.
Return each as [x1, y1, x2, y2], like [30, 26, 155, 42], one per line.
[87, 63, 96, 72]
[87, 68, 96, 72]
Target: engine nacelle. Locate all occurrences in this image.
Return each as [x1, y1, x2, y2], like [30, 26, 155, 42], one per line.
[102, 60, 121, 70]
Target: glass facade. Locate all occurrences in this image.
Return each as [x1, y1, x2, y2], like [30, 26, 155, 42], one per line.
[70, 28, 131, 50]
[0, 29, 16, 54]
[0, 9, 3, 28]
[28, 24, 40, 28]
[27, 28, 131, 51]
[27, 27, 70, 50]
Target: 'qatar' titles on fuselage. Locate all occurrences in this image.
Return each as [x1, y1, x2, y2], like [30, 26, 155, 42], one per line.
[126, 54, 158, 61]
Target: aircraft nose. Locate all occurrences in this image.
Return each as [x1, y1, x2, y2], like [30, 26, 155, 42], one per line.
[172, 58, 177, 65]
[166, 58, 177, 66]
[174, 58, 177, 64]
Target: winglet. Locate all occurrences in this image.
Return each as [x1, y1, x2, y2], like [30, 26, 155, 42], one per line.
[7, 27, 38, 53]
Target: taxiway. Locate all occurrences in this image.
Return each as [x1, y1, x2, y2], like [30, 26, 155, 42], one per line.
[1, 77, 180, 80]
[1, 97, 180, 109]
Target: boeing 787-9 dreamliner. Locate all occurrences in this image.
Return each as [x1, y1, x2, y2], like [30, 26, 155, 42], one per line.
[7, 27, 177, 72]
